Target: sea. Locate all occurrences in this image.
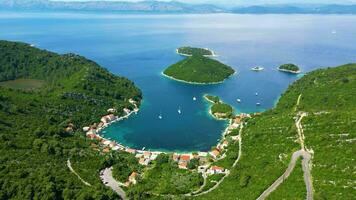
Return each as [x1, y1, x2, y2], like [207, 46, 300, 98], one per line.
[1, 12, 355, 152]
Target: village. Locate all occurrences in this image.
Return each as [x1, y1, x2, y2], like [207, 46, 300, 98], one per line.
[83, 98, 251, 186]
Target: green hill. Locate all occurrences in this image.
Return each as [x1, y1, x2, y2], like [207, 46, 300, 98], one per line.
[0, 40, 142, 199]
[163, 55, 235, 84]
[195, 64, 355, 199]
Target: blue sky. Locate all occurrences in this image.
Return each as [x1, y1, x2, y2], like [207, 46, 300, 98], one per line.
[54, 0, 356, 6]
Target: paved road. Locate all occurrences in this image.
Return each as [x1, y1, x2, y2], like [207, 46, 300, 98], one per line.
[67, 159, 92, 187]
[257, 106, 313, 200]
[100, 167, 128, 200]
[256, 150, 311, 200]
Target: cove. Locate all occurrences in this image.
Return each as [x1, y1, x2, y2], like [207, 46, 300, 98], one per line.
[1, 12, 355, 151]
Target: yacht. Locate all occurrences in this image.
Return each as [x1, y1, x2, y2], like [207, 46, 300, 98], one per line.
[256, 102, 261, 106]
[178, 107, 182, 114]
[255, 92, 258, 96]
[193, 97, 197, 101]
[158, 114, 163, 119]
[251, 66, 264, 71]
[237, 99, 241, 103]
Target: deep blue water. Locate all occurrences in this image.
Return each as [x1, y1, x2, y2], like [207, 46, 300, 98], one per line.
[1, 12, 355, 152]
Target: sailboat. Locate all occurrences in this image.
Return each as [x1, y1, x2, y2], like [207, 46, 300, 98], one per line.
[193, 96, 197, 101]
[158, 112, 163, 119]
[178, 107, 182, 114]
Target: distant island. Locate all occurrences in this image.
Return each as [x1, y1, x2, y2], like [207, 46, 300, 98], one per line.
[176, 46, 215, 57]
[278, 63, 301, 74]
[163, 47, 235, 84]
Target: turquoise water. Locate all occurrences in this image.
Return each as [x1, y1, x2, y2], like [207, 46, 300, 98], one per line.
[1, 12, 355, 151]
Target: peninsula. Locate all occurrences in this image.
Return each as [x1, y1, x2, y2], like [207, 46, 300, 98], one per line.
[204, 95, 234, 119]
[278, 63, 301, 74]
[163, 47, 235, 84]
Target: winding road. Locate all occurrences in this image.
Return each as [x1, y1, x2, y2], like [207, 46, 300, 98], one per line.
[256, 95, 314, 200]
[100, 167, 128, 200]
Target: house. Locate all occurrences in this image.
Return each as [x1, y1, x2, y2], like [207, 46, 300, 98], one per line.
[234, 117, 241, 124]
[125, 148, 136, 154]
[221, 140, 229, 148]
[231, 135, 240, 141]
[129, 98, 136, 105]
[123, 108, 131, 114]
[178, 162, 188, 169]
[83, 126, 90, 132]
[128, 172, 139, 185]
[172, 153, 180, 162]
[87, 133, 96, 139]
[109, 141, 117, 148]
[180, 154, 191, 162]
[65, 126, 73, 133]
[139, 158, 150, 166]
[207, 166, 225, 175]
[209, 149, 220, 159]
[143, 151, 151, 159]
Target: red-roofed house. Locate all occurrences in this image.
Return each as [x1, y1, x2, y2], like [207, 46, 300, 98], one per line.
[207, 166, 225, 175]
[209, 149, 220, 159]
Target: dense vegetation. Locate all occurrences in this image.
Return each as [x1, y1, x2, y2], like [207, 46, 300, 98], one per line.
[279, 63, 300, 73]
[163, 54, 235, 84]
[211, 103, 233, 118]
[177, 46, 213, 56]
[127, 154, 203, 199]
[0, 40, 142, 199]
[195, 64, 355, 199]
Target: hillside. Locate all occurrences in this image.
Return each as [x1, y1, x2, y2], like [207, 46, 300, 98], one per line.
[163, 55, 235, 84]
[0, 40, 142, 199]
[194, 64, 356, 199]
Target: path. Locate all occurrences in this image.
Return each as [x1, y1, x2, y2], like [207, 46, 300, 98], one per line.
[100, 167, 128, 200]
[67, 159, 92, 187]
[191, 123, 244, 196]
[256, 94, 313, 200]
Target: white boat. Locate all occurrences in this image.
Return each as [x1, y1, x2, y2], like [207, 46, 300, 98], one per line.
[255, 92, 258, 96]
[178, 108, 182, 114]
[158, 114, 163, 119]
[237, 99, 241, 103]
[193, 97, 197, 101]
[331, 30, 337, 34]
[251, 66, 264, 71]
[256, 102, 261, 106]
[30, 44, 35, 47]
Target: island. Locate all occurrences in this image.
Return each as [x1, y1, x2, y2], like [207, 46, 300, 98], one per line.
[204, 94, 234, 119]
[177, 46, 215, 57]
[163, 47, 235, 84]
[278, 63, 301, 74]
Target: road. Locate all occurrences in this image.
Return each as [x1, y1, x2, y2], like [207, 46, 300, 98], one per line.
[256, 96, 314, 200]
[67, 159, 92, 187]
[100, 167, 128, 200]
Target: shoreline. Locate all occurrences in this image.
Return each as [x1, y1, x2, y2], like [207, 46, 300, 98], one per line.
[161, 71, 236, 85]
[278, 68, 301, 74]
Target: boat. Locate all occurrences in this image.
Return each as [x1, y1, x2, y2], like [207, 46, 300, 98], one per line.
[158, 114, 163, 119]
[256, 102, 261, 106]
[331, 30, 337, 34]
[30, 44, 35, 47]
[255, 92, 258, 96]
[251, 66, 264, 71]
[237, 99, 241, 103]
[178, 107, 182, 114]
[193, 97, 197, 101]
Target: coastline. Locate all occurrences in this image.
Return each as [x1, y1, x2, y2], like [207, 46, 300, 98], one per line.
[161, 71, 236, 85]
[278, 68, 301, 74]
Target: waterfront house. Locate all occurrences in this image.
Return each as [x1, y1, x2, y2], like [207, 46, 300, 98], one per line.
[143, 151, 152, 159]
[126, 148, 136, 154]
[139, 157, 150, 166]
[210, 149, 220, 159]
[198, 152, 208, 158]
[180, 154, 191, 162]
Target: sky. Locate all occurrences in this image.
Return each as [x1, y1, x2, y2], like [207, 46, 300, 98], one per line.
[53, 0, 356, 6]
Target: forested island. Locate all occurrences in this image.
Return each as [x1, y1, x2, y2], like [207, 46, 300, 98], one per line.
[205, 95, 234, 119]
[0, 40, 142, 199]
[163, 47, 235, 84]
[278, 63, 301, 74]
[177, 46, 214, 56]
